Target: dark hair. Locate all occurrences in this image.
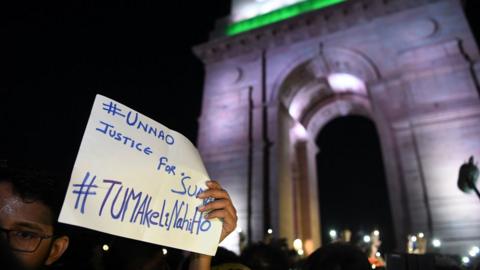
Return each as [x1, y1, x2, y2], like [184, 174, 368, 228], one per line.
[241, 242, 289, 270]
[0, 165, 66, 231]
[303, 243, 370, 270]
[103, 238, 170, 270]
[212, 247, 242, 266]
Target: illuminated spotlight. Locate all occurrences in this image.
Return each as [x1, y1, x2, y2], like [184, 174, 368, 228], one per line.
[469, 249, 477, 257]
[327, 73, 366, 94]
[373, 230, 380, 236]
[363, 235, 371, 243]
[267, 228, 273, 234]
[462, 256, 470, 264]
[297, 249, 304, 256]
[102, 244, 109, 252]
[469, 246, 479, 257]
[293, 239, 303, 251]
[432, 239, 441, 248]
[371, 264, 376, 269]
[411, 236, 417, 242]
[292, 122, 308, 140]
[376, 252, 381, 257]
[329, 230, 337, 239]
[418, 232, 424, 238]
[162, 248, 168, 255]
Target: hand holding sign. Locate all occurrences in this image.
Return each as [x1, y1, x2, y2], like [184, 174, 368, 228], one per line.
[59, 94, 236, 256]
[198, 180, 238, 243]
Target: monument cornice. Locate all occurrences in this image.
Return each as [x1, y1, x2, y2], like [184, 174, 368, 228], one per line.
[193, 0, 442, 64]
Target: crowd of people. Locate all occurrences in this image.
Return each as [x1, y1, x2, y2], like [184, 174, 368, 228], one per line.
[0, 162, 470, 270]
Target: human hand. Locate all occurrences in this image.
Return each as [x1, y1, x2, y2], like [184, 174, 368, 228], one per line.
[197, 180, 237, 243]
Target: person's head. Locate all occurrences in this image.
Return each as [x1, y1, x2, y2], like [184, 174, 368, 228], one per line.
[0, 166, 69, 270]
[103, 238, 169, 270]
[240, 242, 289, 270]
[211, 247, 251, 270]
[303, 243, 370, 270]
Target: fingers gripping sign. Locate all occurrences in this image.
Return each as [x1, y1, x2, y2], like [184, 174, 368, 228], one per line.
[197, 180, 237, 243]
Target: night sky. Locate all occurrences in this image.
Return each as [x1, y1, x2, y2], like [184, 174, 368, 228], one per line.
[316, 116, 394, 252]
[0, 2, 231, 176]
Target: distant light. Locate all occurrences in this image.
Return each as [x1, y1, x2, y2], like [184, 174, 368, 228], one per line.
[411, 236, 417, 242]
[376, 252, 381, 257]
[469, 246, 480, 257]
[327, 73, 366, 94]
[293, 239, 303, 251]
[267, 228, 273, 234]
[329, 230, 337, 239]
[102, 244, 109, 252]
[297, 249, 304, 256]
[162, 248, 168, 255]
[432, 239, 441, 248]
[371, 264, 376, 269]
[462, 256, 470, 264]
[418, 232, 424, 238]
[363, 235, 371, 243]
[373, 230, 380, 236]
[304, 239, 315, 255]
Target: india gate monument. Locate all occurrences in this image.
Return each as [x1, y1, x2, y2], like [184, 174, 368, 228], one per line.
[193, 0, 480, 256]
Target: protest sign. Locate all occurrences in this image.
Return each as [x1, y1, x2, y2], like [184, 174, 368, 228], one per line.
[59, 94, 221, 255]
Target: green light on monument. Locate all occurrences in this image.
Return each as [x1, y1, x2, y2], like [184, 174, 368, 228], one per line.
[226, 0, 345, 36]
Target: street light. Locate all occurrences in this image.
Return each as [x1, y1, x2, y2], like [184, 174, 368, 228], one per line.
[363, 235, 371, 243]
[329, 230, 337, 239]
[293, 239, 303, 251]
[469, 246, 480, 257]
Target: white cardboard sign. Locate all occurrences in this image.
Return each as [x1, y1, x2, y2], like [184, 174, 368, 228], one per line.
[59, 94, 221, 255]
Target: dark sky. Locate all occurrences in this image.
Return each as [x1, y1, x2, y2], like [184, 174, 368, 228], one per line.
[316, 116, 394, 251]
[0, 2, 231, 176]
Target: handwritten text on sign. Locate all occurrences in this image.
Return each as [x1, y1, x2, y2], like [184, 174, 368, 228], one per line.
[59, 94, 221, 255]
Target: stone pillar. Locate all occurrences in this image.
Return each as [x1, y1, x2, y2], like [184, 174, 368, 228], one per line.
[197, 51, 271, 244]
[393, 39, 480, 253]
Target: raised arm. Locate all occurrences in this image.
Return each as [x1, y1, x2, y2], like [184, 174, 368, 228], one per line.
[188, 180, 238, 270]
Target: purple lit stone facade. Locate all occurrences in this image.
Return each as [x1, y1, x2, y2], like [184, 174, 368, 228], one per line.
[194, 0, 480, 254]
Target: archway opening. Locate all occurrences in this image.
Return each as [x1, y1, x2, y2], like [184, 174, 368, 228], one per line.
[315, 115, 394, 252]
